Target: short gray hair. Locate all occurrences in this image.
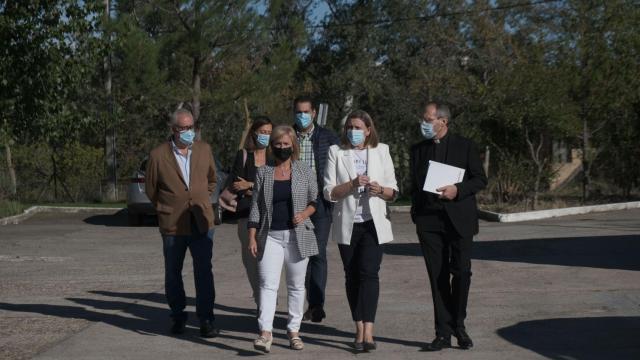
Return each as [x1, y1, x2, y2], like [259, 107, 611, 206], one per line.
[168, 108, 194, 128]
[436, 104, 451, 122]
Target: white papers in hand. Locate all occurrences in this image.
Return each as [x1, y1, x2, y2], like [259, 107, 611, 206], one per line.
[423, 161, 465, 195]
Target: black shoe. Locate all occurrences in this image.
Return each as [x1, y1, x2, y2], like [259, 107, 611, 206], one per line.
[352, 341, 364, 351]
[455, 329, 474, 349]
[199, 320, 220, 338]
[423, 336, 451, 351]
[363, 341, 377, 351]
[303, 306, 326, 322]
[303, 308, 311, 321]
[311, 306, 326, 323]
[170, 319, 186, 335]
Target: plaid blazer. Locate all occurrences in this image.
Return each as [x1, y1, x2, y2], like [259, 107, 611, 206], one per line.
[248, 160, 319, 259]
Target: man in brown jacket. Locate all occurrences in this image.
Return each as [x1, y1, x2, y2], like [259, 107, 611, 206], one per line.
[145, 108, 219, 337]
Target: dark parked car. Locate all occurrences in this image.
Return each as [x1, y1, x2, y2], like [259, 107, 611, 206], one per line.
[126, 156, 228, 226]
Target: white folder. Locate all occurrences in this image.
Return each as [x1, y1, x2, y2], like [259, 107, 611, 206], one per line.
[423, 160, 465, 195]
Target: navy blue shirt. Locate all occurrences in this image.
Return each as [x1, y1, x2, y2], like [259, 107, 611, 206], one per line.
[270, 180, 294, 230]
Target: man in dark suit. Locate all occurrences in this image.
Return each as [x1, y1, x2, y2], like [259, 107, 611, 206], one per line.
[145, 108, 219, 338]
[292, 95, 339, 322]
[410, 102, 487, 351]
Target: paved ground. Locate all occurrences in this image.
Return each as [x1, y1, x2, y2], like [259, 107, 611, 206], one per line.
[0, 209, 639, 359]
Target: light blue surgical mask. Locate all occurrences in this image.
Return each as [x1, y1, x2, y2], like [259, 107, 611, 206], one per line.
[179, 129, 195, 145]
[421, 121, 436, 139]
[347, 129, 366, 146]
[295, 112, 313, 129]
[256, 133, 270, 148]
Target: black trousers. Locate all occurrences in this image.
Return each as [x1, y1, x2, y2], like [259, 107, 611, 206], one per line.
[162, 219, 215, 322]
[306, 215, 331, 307]
[416, 214, 472, 337]
[338, 220, 383, 323]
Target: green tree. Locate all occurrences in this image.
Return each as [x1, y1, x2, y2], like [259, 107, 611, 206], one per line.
[1, 1, 104, 201]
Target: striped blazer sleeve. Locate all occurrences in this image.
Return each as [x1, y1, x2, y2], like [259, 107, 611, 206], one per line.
[248, 166, 264, 228]
[307, 165, 318, 207]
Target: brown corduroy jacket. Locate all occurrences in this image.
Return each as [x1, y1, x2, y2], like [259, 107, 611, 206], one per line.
[145, 140, 217, 235]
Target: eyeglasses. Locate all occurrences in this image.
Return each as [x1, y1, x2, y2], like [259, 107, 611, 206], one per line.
[174, 125, 194, 132]
[421, 117, 445, 124]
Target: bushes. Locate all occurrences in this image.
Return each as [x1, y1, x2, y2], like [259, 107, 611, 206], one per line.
[0, 200, 24, 217]
[11, 142, 105, 203]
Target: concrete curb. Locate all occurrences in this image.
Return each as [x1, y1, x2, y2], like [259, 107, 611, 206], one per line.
[477, 201, 640, 222]
[389, 201, 640, 223]
[3, 201, 639, 225]
[0, 206, 123, 226]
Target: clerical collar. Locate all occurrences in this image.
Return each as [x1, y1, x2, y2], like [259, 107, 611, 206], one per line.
[433, 132, 449, 144]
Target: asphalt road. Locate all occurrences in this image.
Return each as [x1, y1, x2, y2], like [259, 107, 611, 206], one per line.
[1, 209, 639, 359]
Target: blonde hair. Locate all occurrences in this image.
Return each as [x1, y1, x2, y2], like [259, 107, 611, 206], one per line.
[270, 125, 300, 161]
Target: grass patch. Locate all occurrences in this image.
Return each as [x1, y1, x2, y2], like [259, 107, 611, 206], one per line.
[0, 200, 25, 218]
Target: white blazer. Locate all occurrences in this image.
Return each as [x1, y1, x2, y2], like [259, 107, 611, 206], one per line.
[323, 143, 399, 245]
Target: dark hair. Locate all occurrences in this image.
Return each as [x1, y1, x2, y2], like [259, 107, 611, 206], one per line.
[293, 95, 316, 111]
[340, 110, 380, 148]
[244, 116, 273, 151]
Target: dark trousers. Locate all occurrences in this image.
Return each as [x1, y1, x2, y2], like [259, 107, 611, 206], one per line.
[306, 215, 331, 307]
[416, 214, 472, 337]
[162, 221, 215, 322]
[338, 221, 383, 323]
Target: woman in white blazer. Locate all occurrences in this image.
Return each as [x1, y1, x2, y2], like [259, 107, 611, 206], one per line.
[323, 110, 398, 351]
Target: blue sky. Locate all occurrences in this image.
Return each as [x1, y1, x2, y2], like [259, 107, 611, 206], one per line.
[255, 0, 330, 26]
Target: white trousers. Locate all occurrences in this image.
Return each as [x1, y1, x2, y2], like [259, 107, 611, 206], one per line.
[258, 229, 309, 333]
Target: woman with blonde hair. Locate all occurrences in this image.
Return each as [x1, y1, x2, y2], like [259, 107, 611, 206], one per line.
[248, 125, 318, 353]
[323, 110, 398, 351]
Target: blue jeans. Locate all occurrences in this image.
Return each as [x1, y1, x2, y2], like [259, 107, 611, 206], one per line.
[162, 225, 215, 322]
[306, 215, 331, 307]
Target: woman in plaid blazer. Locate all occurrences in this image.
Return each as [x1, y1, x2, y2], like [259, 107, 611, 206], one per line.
[248, 125, 318, 353]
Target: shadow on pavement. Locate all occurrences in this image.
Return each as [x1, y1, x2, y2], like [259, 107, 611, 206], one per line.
[0, 290, 425, 355]
[383, 234, 640, 271]
[497, 316, 640, 360]
[0, 297, 261, 356]
[89, 290, 426, 351]
[83, 210, 157, 227]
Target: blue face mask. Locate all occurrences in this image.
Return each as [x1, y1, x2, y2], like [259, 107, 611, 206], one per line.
[295, 112, 313, 129]
[421, 121, 436, 139]
[256, 133, 270, 148]
[347, 129, 366, 146]
[179, 129, 195, 145]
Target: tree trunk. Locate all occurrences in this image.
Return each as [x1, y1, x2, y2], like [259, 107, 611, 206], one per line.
[581, 117, 590, 204]
[525, 128, 545, 210]
[238, 98, 252, 150]
[192, 56, 202, 122]
[483, 145, 490, 178]
[103, 0, 117, 202]
[5, 141, 17, 196]
[533, 164, 543, 211]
